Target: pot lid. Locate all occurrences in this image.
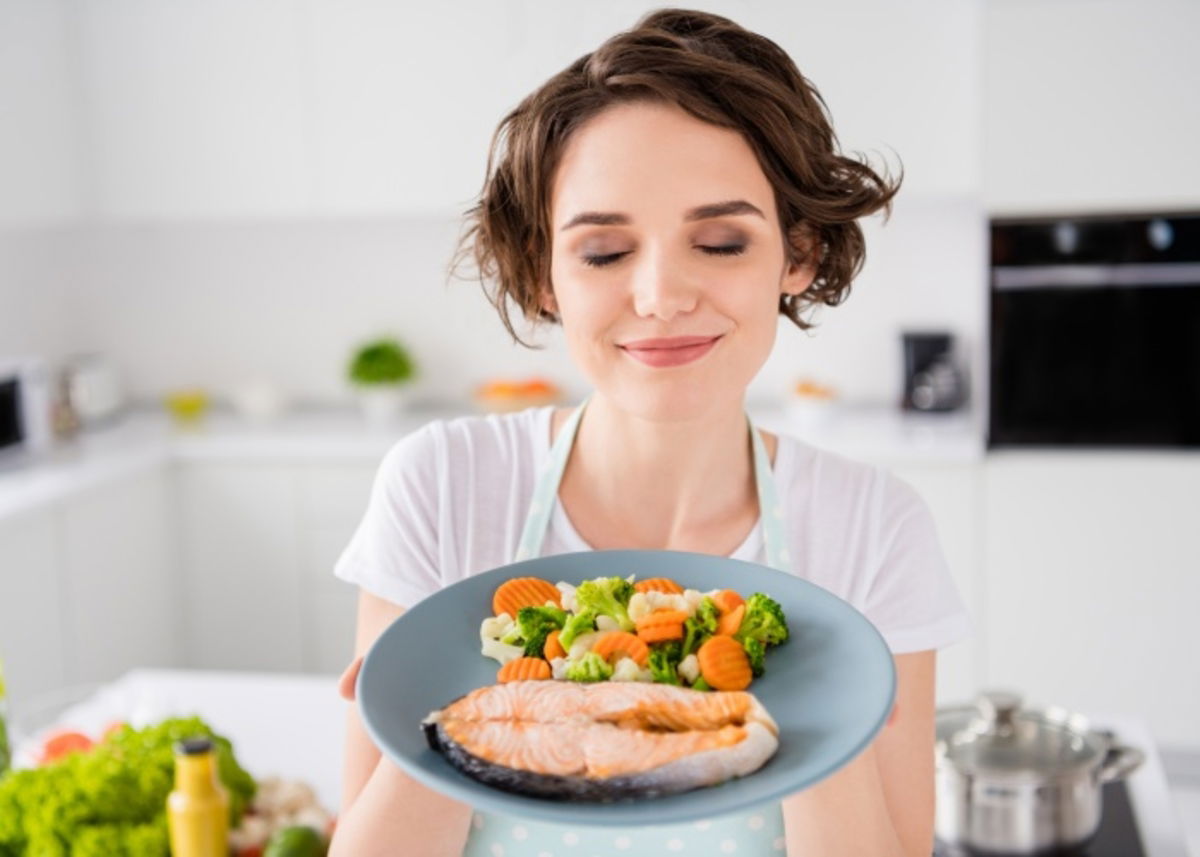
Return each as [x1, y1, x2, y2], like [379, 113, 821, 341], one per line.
[936, 691, 1106, 780]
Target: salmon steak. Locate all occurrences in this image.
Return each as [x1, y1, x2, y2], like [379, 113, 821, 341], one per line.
[421, 680, 780, 801]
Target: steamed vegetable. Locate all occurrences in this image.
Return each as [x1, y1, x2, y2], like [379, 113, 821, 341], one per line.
[697, 635, 753, 691]
[565, 652, 614, 683]
[734, 593, 790, 648]
[574, 577, 636, 632]
[647, 640, 684, 685]
[743, 637, 767, 678]
[492, 577, 561, 620]
[557, 608, 599, 651]
[498, 657, 553, 683]
[681, 596, 720, 657]
[512, 605, 568, 657]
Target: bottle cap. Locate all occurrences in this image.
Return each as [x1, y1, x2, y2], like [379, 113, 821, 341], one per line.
[174, 737, 214, 756]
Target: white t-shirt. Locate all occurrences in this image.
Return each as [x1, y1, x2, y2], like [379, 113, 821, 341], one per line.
[333, 405, 970, 654]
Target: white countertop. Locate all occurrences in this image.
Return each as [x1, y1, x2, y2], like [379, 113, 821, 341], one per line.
[8, 668, 1190, 855]
[0, 401, 985, 522]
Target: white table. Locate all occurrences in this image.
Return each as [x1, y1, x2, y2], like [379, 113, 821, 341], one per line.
[10, 669, 1191, 855]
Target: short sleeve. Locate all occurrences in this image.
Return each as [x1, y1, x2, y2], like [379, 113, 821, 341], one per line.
[862, 472, 972, 654]
[332, 424, 444, 608]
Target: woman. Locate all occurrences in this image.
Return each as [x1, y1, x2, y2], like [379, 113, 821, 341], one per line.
[329, 9, 969, 857]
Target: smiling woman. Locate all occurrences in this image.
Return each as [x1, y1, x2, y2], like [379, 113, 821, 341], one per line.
[330, 8, 966, 857]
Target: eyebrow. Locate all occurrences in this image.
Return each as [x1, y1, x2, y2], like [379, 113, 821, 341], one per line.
[559, 199, 766, 231]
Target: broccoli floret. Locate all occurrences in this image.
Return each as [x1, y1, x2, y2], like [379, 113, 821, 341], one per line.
[514, 605, 568, 657]
[734, 593, 790, 647]
[565, 652, 614, 683]
[742, 637, 766, 678]
[647, 640, 683, 685]
[691, 676, 713, 692]
[558, 608, 598, 651]
[574, 577, 636, 632]
[682, 596, 720, 657]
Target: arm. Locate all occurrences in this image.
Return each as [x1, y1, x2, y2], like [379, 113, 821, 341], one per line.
[327, 588, 475, 857]
[781, 651, 936, 857]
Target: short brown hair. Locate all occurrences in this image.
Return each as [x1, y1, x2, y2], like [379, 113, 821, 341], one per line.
[450, 7, 902, 347]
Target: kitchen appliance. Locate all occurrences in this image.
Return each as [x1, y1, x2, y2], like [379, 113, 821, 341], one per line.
[935, 691, 1144, 855]
[0, 357, 54, 458]
[62, 353, 125, 427]
[902, 331, 967, 412]
[989, 211, 1200, 447]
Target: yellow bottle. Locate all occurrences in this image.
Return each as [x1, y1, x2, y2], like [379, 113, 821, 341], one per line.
[167, 737, 230, 857]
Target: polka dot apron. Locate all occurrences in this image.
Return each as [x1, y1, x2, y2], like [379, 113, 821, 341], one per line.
[463, 395, 791, 857]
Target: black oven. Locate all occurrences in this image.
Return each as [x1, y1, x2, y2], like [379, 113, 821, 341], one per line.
[988, 212, 1200, 448]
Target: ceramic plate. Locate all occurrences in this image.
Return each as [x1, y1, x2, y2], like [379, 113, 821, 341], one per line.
[356, 549, 895, 826]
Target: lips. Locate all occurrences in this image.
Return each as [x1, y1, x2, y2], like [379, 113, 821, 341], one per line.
[619, 335, 722, 350]
[617, 334, 723, 368]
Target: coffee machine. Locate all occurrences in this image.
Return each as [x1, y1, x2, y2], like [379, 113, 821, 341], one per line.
[901, 331, 967, 412]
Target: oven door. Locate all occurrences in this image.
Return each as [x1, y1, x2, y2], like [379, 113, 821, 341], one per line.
[989, 271, 1200, 447]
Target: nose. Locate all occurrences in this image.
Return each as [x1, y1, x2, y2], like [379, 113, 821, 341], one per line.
[630, 247, 699, 322]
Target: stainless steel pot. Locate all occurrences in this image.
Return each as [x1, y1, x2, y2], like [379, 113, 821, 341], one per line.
[935, 691, 1144, 854]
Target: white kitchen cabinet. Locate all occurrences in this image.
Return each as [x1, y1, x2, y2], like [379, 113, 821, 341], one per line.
[296, 463, 376, 674]
[176, 463, 306, 671]
[983, 453, 1200, 750]
[984, 1, 1200, 214]
[58, 465, 180, 686]
[76, 0, 312, 219]
[0, 0, 82, 227]
[175, 459, 380, 674]
[0, 507, 68, 710]
[885, 462, 982, 707]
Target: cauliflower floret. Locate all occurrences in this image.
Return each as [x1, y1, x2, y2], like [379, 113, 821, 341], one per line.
[482, 638, 525, 665]
[556, 582, 579, 613]
[682, 589, 706, 613]
[628, 592, 651, 622]
[642, 590, 694, 616]
[595, 615, 621, 632]
[481, 612, 524, 664]
[611, 656, 643, 682]
[678, 653, 701, 684]
[480, 613, 514, 643]
[567, 631, 600, 661]
[550, 656, 569, 680]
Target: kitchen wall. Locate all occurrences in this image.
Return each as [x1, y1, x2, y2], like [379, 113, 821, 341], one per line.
[55, 195, 985, 410]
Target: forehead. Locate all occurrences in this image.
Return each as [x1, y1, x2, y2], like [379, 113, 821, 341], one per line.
[550, 101, 775, 229]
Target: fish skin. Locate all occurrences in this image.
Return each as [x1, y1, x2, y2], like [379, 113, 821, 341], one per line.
[422, 681, 780, 801]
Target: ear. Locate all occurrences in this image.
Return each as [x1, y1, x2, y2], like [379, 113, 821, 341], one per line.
[780, 224, 821, 297]
[538, 279, 559, 315]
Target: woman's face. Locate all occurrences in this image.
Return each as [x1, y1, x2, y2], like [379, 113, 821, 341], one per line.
[544, 100, 815, 422]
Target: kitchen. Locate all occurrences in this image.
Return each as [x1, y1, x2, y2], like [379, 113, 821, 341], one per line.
[0, 0, 1197, 855]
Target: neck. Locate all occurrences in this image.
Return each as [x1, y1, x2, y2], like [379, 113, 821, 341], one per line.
[563, 393, 757, 548]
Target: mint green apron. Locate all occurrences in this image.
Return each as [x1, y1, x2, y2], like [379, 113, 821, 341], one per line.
[462, 395, 791, 857]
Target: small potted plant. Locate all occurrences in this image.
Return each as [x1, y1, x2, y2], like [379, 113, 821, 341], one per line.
[347, 337, 417, 427]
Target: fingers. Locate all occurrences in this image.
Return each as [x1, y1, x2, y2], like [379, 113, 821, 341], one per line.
[338, 655, 364, 701]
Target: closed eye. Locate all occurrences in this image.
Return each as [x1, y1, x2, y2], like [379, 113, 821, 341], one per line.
[581, 245, 746, 268]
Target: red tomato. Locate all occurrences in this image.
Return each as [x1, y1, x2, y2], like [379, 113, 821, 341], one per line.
[40, 730, 94, 764]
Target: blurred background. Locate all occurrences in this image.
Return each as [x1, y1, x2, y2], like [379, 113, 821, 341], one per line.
[1, 0, 1197, 850]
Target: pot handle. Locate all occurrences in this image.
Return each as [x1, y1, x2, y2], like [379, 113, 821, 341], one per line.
[1098, 742, 1145, 783]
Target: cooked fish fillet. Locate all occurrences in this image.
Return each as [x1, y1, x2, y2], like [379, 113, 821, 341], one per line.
[422, 680, 780, 801]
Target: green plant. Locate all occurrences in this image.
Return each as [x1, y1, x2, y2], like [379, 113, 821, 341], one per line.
[347, 338, 416, 386]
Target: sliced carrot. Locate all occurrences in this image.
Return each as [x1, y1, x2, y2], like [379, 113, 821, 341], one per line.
[634, 577, 684, 595]
[638, 622, 684, 643]
[544, 629, 567, 660]
[635, 608, 687, 643]
[715, 603, 746, 637]
[497, 657, 552, 683]
[592, 631, 650, 667]
[492, 576, 561, 618]
[697, 635, 753, 691]
[712, 589, 745, 616]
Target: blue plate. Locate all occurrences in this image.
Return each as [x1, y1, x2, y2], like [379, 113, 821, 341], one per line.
[357, 549, 895, 826]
